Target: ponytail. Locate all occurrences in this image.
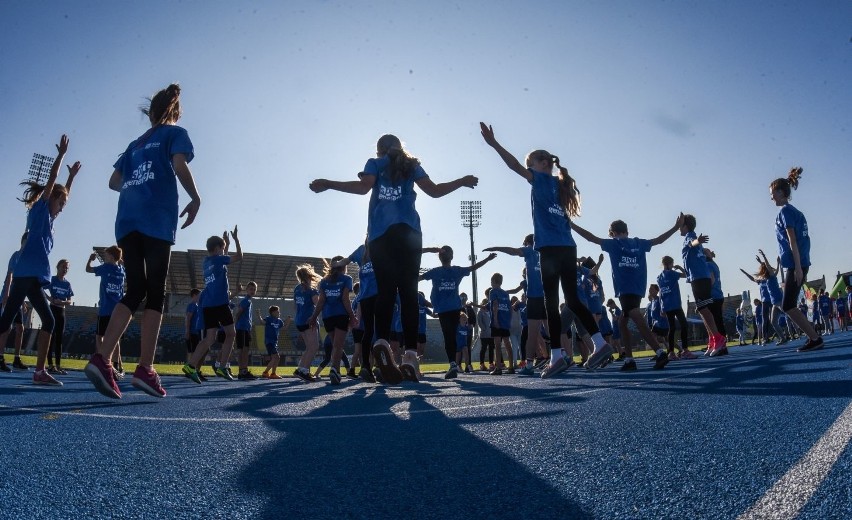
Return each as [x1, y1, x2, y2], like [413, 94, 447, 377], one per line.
[554, 156, 581, 218]
[17, 181, 67, 208]
[142, 83, 182, 126]
[770, 166, 803, 199]
[377, 134, 420, 184]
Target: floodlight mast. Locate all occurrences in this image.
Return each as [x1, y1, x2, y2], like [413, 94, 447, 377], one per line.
[460, 200, 482, 324]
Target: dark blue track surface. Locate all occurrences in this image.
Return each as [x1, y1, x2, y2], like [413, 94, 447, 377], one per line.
[2, 336, 851, 520]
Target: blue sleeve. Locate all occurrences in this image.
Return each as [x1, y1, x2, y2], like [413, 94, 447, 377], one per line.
[600, 239, 615, 254]
[413, 164, 428, 180]
[93, 264, 105, 277]
[641, 239, 653, 253]
[169, 127, 194, 163]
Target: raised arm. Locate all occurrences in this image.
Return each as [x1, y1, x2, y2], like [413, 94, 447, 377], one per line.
[570, 221, 604, 246]
[421, 247, 443, 254]
[589, 253, 605, 277]
[687, 233, 709, 248]
[64, 161, 82, 195]
[650, 213, 685, 246]
[471, 252, 498, 271]
[332, 256, 352, 269]
[41, 135, 69, 203]
[85, 252, 98, 273]
[479, 122, 532, 182]
[739, 268, 757, 283]
[415, 175, 478, 198]
[672, 265, 687, 278]
[482, 246, 523, 257]
[309, 174, 375, 195]
[229, 226, 243, 263]
[506, 283, 524, 295]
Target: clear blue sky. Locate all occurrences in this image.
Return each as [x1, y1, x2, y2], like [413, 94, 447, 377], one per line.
[1, 1, 850, 309]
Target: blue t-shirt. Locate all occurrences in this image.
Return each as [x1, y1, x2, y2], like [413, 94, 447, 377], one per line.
[648, 297, 668, 329]
[193, 292, 206, 330]
[601, 237, 653, 298]
[489, 287, 512, 329]
[754, 304, 763, 322]
[758, 280, 772, 304]
[575, 266, 590, 307]
[14, 199, 54, 285]
[766, 275, 783, 306]
[775, 204, 810, 269]
[48, 276, 74, 303]
[681, 232, 710, 282]
[706, 260, 723, 300]
[362, 156, 428, 242]
[529, 170, 575, 249]
[392, 295, 403, 333]
[202, 255, 231, 307]
[819, 295, 832, 316]
[609, 307, 622, 340]
[3, 250, 21, 298]
[352, 299, 364, 331]
[348, 245, 377, 301]
[518, 303, 528, 328]
[319, 274, 353, 318]
[520, 246, 544, 298]
[186, 300, 202, 334]
[93, 263, 125, 317]
[235, 296, 253, 331]
[418, 293, 428, 334]
[263, 315, 285, 346]
[835, 297, 847, 314]
[294, 284, 318, 327]
[736, 315, 745, 330]
[422, 265, 470, 313]
[456, 324, 470, 351]
[584, 275, 604, 315]
[657, 269, 683, 312]
[113, 124, 194, 244]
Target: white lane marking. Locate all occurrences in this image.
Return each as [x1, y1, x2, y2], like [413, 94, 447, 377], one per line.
[738, 399, 852, 520]
[0, 347, 817, 423]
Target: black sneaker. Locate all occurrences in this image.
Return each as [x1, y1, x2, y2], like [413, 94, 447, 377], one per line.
[237, 371, 258, 380]
[294, 368, 315, 382]
[12, 357, 29, 370]
[373, 367, 384, 383]
[620, 359, 638, 372]
[464, 365, 472, 374]
[616, 353, 626, 362]
[489, 367, 502, 376]
[797, 336, 824, 352]
[346, 369, 360, 380]
[360, 368, 376, 383]
[652, 350, 669, 370]
[198, 370, 209, 382]
[0, 358, 10, 373]
[329, 368, 341, 385]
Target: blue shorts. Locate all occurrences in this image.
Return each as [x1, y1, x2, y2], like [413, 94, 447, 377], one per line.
[266, 343, 279, 356]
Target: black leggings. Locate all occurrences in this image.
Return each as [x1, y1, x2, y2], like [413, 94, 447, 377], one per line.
[317, 338, 351, 371]
[479, 337, 494, 364]
[369, 224, 422, 352]
[49, 305, 65, 366]
[438, 310, 461, 363]
[358, 295, 376, 370]
[0, 277, 54, 337]
[782, 266, 809, 312]
[709, 298, 726, 336]
[539, 246, 599, 349]
[664, 308, 688, 352]
[119, 231, 171, 313]
[520, 326, 528, 359]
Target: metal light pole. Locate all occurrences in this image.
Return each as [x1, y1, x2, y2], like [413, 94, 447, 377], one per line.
[29, 153, 54, 185]
[460, 200, 482, 312]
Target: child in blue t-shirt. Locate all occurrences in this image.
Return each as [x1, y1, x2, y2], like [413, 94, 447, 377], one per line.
[488, 272, 514, 375]
[571, 215, 683, 371]
[293, 264, 322, 383]
[259, 306, 290, 379]
[0, 134, 80, 386]
[185, 227, 243, 383]
[735, 308, 745, 345]
[308, 256, 356, 385]
[233, 281, 258, 380]
[455, 312, 472, 371]
[47, 259, 74, 375]
[87, 246, 127, 376]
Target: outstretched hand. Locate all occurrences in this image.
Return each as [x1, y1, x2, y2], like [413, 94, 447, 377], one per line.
[479, 122, 497, 147]
[55, 134, 69, 155]
[697, 233, 709, 244]
[232, 225, 239, 239]
[67, 161, 82, 177]
[179, 198, 200, 229]
[675, 212, 685, 228]
[459, 175, 479, 189]
[309, 179, 329, 193]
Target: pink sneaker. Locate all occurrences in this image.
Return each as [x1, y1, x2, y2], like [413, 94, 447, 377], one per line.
[33, 369, 63, 386]
[131, 365, 166, 398]
[679, 349, 697, 360]
[84, 353, 122, 399]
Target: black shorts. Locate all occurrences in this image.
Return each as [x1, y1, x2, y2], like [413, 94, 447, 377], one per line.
[352, 329, 365, 344]
[203, 304, 234, 330]
[618, 294, 642, 314]
[651, 326, 668, 336]
[417, 332, 427, 344]
[97, 315, 111, 336]
[297, 323, 311, 333]
[491, 327, 510, 338]
[389, 331, 402, 342]
[235, 329, 251, 349]
[690, 279, 713, 310]
[186, 333, 201, 353]
[323, 314, 349, 333]
[526, 297, 546, 320]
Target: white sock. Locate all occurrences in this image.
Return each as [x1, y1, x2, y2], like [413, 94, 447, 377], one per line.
[591, 333, 606, 349]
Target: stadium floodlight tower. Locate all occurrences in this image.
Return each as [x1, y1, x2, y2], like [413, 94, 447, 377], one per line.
[24, 152, 54, 223]
[460, 200, 482, 317]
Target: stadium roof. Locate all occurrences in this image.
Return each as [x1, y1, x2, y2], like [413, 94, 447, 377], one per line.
[95, 248, 360, 299]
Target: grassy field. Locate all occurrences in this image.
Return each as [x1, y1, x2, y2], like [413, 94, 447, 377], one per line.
[6, 345, 703, 378]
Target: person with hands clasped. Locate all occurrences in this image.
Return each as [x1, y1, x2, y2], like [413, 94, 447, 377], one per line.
[0, 134, 80, 386]
[85, 84, 201, 399]
[310, 134, 479, 384]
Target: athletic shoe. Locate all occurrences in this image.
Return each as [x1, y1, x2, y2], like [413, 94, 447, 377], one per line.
[182, 363, 202, 384]
[329, 368, 341, 385]
[616, 353, 626, 362]
[668, 352, 679, 361]
[653, 350, 669, 370]
[266, 373, 282, 380]
[346, 368, 359, 380]
[237, 371, 258, 381]
[33, 369, 63, 386]
[540, 357, 568, 379]
[704, 335, 716, 356]
[586, 343, 614, 370]
[0, 358, 11, 373]
[112, 367, 125, 380]
[478, 364, 487, 371]
[518, 364, 535, 376]
[600, 355, 615, 369]
[797, 336, 824, 352]
[489, 366, 503, 376]
[47, 365, 59, 374]
[198, 371, 209, 382]
[12, 357, 29, 370]
[464, 365, 472, 374]
[506, 367, 516, 375]
[131, 366, 166, 398]
[709, 335, 728, 357]
[55, 367, 67, 375]
[444, 362, 459, 380]
[373, 367, 384, 383]
[293, 368, 313, 382]
[85, 354, 121, 399]
[620, 358, 638, 372]
[360, 368, 376, 383]
[534, 358, 549, 370]
[216, 366, 234, 381]
[679, 349, 697, 360]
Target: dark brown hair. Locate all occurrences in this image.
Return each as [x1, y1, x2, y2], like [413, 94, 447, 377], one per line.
[142, 83, 182, 126]
[770, 167, 803, 199]
[377, 134, 420, 184]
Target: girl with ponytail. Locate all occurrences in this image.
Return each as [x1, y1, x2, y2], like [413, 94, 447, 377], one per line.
[85, 83, 202, 399]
